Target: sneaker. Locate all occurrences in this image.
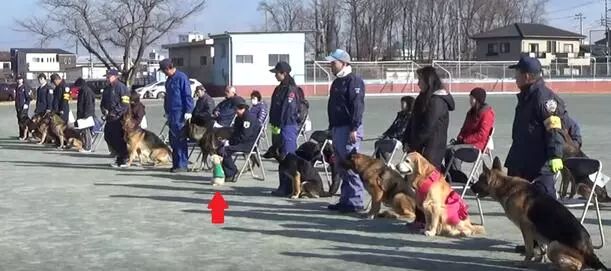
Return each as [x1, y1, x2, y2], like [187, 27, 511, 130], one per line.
[225, 176, 237, 183]
[111, 163, 129, 168]
[170, 168, 188, 173]
[79, 149, 92, 153]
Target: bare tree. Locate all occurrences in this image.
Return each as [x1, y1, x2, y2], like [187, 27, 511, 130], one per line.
[258, 0, 307, 31]
[16, 0, 206, 86]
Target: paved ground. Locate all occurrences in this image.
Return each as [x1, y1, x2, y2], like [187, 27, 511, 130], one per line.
[0, 94, 609, 271]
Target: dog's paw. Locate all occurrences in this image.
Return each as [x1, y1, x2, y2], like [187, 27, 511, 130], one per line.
[290, 195, 299, 199]
[424, 230, 436, 237]
[361, 213, 375, 220]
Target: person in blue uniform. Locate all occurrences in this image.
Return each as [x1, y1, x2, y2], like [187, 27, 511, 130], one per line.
[325, 49, 366, 213]
[160, 59, 194, 173]
[213, 86, 242, 127]
[219, 100, 262, 182]
[100, 69, 130, 167]
[34, 73, 53, 116]
[505, 56, 566, 199]
[50, 74, 70, 123]
[14, 75, 31, 139]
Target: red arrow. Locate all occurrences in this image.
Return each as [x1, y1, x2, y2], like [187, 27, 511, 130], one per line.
[207, 192, 228, 224]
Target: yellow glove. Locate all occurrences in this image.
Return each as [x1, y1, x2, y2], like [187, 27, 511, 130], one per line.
[549, 158, 564, 173]
[270, 125, 281, 135]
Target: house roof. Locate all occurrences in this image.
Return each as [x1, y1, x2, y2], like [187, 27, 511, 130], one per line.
[162, 39, 213, 49]
[209, 31, 311, 38]
[471, 23, 585, 40]
[10, 48, 74, 55]
[0, 51, 10, 61]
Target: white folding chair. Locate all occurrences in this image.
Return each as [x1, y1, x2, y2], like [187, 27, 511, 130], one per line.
[91, 120, 106, 153]
[483, 127, 495, 163]
[444, 146, 486, 225]
[232, 125, 266, 182]
[296, 113, 310, 144]
[259, 115, 271, 149]
[561, 158, 608, 249]
[308, 130, 333, 188]
[372, 139, 403, 166]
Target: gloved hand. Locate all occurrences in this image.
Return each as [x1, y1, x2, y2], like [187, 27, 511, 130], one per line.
[223, 140, 229, 146]
[23, 104, 28, 110]
[449, 138, 457, 145]
[270, 125, 281, 135]
[184, 113, 192, 121]
[549, 158, 564, 173]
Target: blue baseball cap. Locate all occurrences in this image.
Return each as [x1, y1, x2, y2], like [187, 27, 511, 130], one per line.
[106, 69, 120, 76]
[325, 49, 351, 63]
[159, 58, 173, 70]
[509, 56, 542, 74]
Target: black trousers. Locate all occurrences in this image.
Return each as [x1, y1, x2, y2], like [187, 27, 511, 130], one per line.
[104, 119, 127, 163]
[16, 110, 28, 138]
[219, 143, 252, 177]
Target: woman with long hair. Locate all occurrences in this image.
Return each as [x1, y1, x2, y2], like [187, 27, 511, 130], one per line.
[406, 66, 455, 169]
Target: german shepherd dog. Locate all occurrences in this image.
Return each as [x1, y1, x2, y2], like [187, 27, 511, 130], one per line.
[268, 144, 331, 199]
[398, 152, 485, 237]
[188, 119, 234, 172]
[37, 113, 81, 149]
[295, 140, 342, 195]
[342, 149, 417, 220]
[559, 130, 611, 202]
[122, 109, 172, 167]
[472, 157, 607, 271]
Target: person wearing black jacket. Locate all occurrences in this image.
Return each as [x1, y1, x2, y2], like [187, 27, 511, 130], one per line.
[266, 61, 301, 157]
[50, 74, 70, 123]
[374, 95, 415, 161]
[34, 73, 53, 115]
[407, 66, 455, 169]
[213, 86, 240, 127]
[75, 78, 96, 152]
[191, 85, 215, 127]
[14, 75, 31, 139]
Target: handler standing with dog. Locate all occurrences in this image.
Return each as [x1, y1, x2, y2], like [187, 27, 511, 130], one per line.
[325, 49, 366, 213]
[34, 73, 53, 115]
[50, 74, 70, 123]
[15, 75, 31, 139]
[101, 69, 130, 168]
[160, 58, 194, 173]
[506, 56, 566, 199]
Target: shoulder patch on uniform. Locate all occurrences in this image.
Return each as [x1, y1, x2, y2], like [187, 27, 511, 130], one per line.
[354, 87, 361, 94]
[545, 99, 558, 113]
[288, 92, 295, 103]
[243, 121, 251, 129]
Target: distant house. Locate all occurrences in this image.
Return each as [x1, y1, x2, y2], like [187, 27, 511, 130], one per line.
[10, 48, 76, 82]
[162, 38, 215, 87]
[0, 51, 12, 81]
[471, 23, 589, 66]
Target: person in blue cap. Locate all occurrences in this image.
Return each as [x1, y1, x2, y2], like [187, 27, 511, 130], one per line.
[50, 73, 70, 123]
[160, 58, 194, 173]
[506, 56, 567, 200]
[100, 69, 130, 167]
[325, 49, 366, 213]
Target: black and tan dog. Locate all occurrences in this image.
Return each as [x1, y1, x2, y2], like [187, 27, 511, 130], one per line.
[342, 149, 417, 220]
[122, 110, 172, 167]
[36, 113, 82, 149]
[472, 157, 607, 271]
[268, 145, 331, 199]
[295, 140, 342, 195]
[188, 119, 233, 172]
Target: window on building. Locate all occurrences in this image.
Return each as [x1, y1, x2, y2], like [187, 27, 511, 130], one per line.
[563, 43, 574, 53]
[529, 43, 539, 53]
[212, 56, 215, 64]
[487, 43, 498, 56]
[2, 63, 9, 69]
[172, 57, 184, 67]
[200, 56, 207, 66]
[236, 55, 254, 64]
[500, 43, 510, 53]
[268, 54, 290, 66]
[547, 41, 557, 53]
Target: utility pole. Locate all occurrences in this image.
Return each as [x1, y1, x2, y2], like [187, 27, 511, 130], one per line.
[606, 0, 610, 75]
[457, 0, 462, 80]
[575, 13, 586, 43]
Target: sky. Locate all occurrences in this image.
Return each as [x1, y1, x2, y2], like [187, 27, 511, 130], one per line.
[0, 0, 604, 54]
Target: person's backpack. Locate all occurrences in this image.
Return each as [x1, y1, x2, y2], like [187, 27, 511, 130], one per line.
[294, 86, 309, 125]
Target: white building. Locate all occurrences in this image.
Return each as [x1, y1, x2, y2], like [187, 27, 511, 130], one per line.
[10, 48, 76, 82]
[210, 31, 306, 87]
[179, 32, 206, 43]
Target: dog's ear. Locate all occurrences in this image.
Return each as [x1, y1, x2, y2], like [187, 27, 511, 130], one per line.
[349, 147, 358, 155]
[482, 161, 490, 175]
[492, 157, 502, 170]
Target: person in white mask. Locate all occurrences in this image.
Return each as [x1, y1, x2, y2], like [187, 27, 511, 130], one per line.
[249, 90, 267, 125]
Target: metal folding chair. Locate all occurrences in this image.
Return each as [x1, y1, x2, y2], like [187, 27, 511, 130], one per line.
[444, 146, 486, 225]
[259, 115, 271, 149]
[296, 113, 310, 144]
[232, 124, 266, 182]
[91, 120, 106, 153]
[372, 138, 403, 166]
[308, 130, 333, 188]
[483, 127, 495, 163]
[159, 121, 169, 144]
[561, 157, 608, 249]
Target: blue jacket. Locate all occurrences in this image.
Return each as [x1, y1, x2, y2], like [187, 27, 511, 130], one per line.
[15, 84, 31, 113]
[35, 83, 53, 115]
[52, 82, 70, 114]
[214, 96, 242, 127]
[505, 78, 566, 176]
[163, 71, 194, 116]
[100, 81, 129, 121]
[269, 83, 300, 127]
[327, 73, 365, 131]
[249, 102, 268, 124]
[230, 110, 262, 147]
[565, 114, 582, 147]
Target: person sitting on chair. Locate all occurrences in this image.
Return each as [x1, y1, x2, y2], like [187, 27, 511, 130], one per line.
[192, 85, 216, 127]
[213, 86, 243, 127]
[249, 90, 268, 125]
[218, 99, 262, 183]
[444, 87, 495, 182]
[374, 96, 415, 162]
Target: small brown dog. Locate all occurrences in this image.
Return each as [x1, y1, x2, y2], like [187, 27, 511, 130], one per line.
[398, 152, 484, 237]
[342, 148, 417, 220]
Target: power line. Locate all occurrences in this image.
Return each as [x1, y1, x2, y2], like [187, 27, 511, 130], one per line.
[545, 1, 597, 14]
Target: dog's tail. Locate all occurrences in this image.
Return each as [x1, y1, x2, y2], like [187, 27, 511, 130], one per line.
[584, 250, 608, 270]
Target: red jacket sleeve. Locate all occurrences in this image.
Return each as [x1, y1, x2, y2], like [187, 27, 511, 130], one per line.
[460, 108, 495, 148]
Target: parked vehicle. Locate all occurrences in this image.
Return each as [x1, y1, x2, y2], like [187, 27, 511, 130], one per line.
[135, 79, 203, 99]
[0, 83, 16, 102]
[68, 79, 109, 99]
